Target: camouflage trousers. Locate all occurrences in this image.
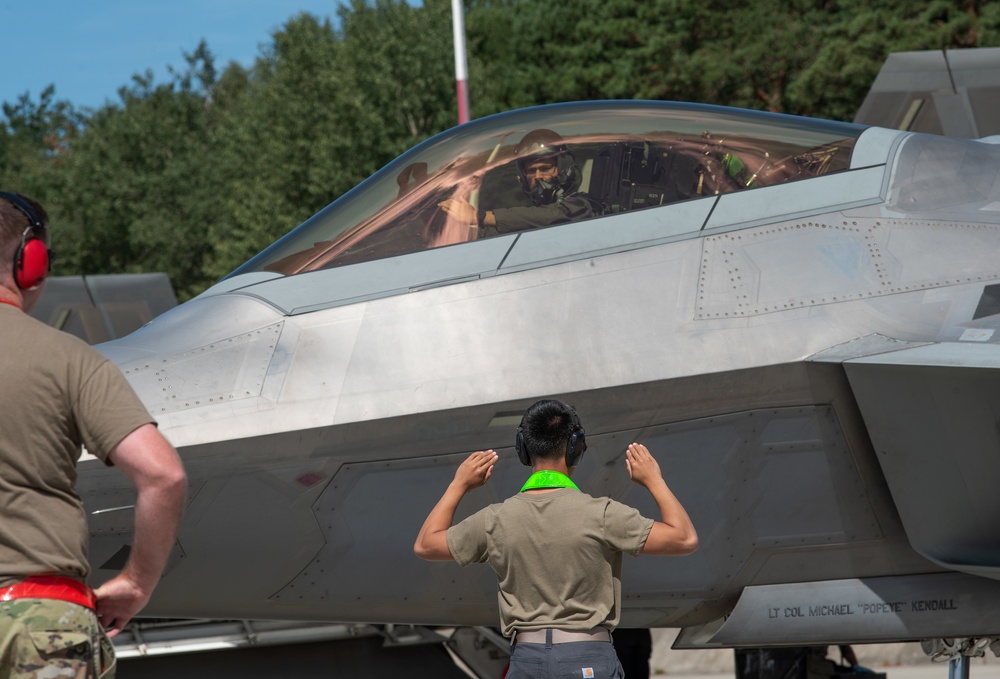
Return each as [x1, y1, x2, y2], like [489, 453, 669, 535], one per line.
[0, 599, 116, 679]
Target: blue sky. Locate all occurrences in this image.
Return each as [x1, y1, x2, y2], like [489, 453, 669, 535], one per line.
[0, 1, 344, 112]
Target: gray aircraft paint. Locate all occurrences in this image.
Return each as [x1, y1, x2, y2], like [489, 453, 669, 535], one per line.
[80, 100, 1000, 647]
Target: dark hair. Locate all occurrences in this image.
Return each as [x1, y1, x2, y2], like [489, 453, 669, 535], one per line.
[519, 399, 582, 462]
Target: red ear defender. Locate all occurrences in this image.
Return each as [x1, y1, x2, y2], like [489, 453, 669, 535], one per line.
[1, 192, 51, 290]
[15, 232, 51, 289]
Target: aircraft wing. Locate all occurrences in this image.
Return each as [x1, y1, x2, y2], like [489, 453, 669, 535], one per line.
[854, 47, 1000, 138]
[829, 336, 1000, 580]
[30, 273, 177, 344]
[673, 333, 1000, 649]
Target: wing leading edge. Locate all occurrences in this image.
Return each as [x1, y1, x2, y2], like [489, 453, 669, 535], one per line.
[814, 335, 1000, 581]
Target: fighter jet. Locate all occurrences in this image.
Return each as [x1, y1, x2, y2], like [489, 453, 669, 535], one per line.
[82, 99, 1000, 659]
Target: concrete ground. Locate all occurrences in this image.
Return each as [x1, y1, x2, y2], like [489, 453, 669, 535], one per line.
[114, 628, 1000, 679]
[649, 630, 1000, 678]
[657, 668, 1000, 679]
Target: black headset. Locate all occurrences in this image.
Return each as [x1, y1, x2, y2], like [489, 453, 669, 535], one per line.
[1, 191, 52, 290]
[515, 401, 588, 468]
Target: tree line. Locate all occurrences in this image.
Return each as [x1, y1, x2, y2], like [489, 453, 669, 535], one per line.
[2, 0, 997, 300]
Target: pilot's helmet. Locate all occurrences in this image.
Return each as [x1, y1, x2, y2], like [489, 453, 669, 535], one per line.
[514, 129, 580, 205]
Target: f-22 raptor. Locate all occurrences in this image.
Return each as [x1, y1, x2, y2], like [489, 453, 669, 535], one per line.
[82, 99, 1000, 660]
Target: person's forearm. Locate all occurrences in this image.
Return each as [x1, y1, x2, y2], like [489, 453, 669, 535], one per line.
[648, 479, 695, 533]
[95, 424, 186, 634]
[414, 481, 466, 558]
[645, 478, 698, 554]
[415, 450, 495, 560]
[647, 479, 688, 527]
[123, 473, 186, 594]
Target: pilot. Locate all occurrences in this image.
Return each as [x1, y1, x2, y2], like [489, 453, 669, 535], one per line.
[414, 399, 698, 679]
[0, 192, 186, 678]
[439, 129, 601, 236]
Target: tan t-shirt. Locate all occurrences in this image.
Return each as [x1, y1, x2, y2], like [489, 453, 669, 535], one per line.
[447, 487, 654, 637]
[0, 308, 153, 585]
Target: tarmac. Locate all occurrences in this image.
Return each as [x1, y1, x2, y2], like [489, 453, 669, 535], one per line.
[649, 630, 1000, 679]
[659, 669, 1000, 679]
[114, 627, 1000, 679]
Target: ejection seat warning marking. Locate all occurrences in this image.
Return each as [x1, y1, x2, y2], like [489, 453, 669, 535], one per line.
[960, 328, 994, 342]
[764, 599, 958, 619]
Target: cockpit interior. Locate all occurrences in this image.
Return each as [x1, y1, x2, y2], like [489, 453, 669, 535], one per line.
[229, 101, 863, 279]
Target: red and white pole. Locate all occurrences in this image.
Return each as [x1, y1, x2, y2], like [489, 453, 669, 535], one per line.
[451, 0, 470, 124]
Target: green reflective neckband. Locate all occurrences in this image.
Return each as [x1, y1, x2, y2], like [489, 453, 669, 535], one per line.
[520, 470, 580, 492]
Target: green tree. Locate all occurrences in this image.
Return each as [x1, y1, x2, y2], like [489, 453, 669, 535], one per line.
[205, 12, 346, 281]
[5, 0, 1000, 300]
[467, 0, 655, 112]
[0, 87, 82, 221]
[468, 0, 1000, 121]
[54, 44, 234, 299]
[206, 1, 457, 280]
[793, 0, 1000, 120]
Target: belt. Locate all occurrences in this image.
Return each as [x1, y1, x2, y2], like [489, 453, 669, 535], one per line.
[0, 575, 97, 610]
[514, 628, 611, 644]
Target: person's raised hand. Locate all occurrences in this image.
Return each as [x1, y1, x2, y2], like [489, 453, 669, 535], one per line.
[625, 443, 664, 489]
[438, 198, 476, 223]
[454, 450, 498, 492]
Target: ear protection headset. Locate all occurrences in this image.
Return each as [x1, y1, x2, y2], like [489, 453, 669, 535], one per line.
[0, 191, 52, 290]
[515, 401, 588, 468]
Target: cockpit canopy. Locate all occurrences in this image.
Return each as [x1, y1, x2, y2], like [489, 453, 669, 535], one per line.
[229, 101, 864, 278]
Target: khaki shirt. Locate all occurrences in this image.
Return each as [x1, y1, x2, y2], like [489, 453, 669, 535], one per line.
[0, 308, 153, 585]
[447, 487, 653, 637]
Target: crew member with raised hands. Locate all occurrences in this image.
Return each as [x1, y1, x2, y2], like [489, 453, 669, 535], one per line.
[415, 398, 697, 679]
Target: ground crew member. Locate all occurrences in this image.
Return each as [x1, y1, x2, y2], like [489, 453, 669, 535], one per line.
[414, 399, 698, 678]
[0, 191, 187, 678]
